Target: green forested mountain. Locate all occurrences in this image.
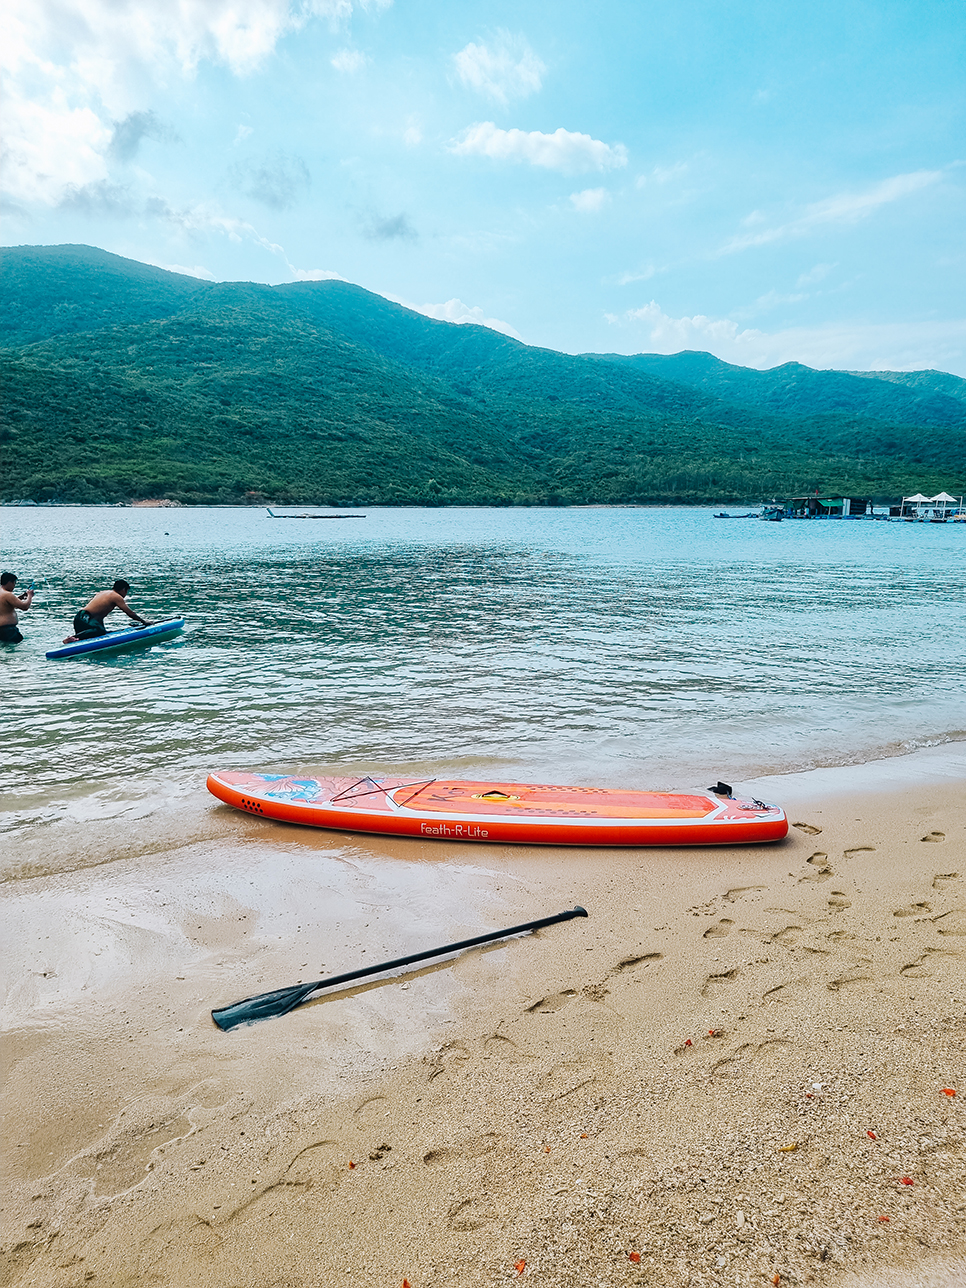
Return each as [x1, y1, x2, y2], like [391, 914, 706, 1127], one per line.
[1, 244, 963, 506]
[846, 367, 966, 404]
[592, 350, 966, 429]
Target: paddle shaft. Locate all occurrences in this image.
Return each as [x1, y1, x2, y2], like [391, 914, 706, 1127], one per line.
[295, 905, 587, 994]
[212, 905, 588, 1029]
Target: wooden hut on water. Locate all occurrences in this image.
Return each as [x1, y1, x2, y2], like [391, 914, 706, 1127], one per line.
[787, 496, 870, 518]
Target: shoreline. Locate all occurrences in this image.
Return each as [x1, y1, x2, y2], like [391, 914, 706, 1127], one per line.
[2, 751, 965, 1286]
[4, 738, 966, 885]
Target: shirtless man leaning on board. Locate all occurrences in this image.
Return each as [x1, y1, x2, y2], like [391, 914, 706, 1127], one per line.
[63, 579, 154, 643]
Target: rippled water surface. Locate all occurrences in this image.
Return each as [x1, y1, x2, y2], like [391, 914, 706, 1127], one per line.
[3, 506, 965, 833]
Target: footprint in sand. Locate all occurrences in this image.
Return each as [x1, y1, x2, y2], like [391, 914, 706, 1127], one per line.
[218, 1141, 345, 1225]
[610, 952, 663, 974]
[723, 886, 766, 903]
[281, 1139, 342, 1186]
[799, 853, 833, 883]
[932, 872, 960, 890]
[526, 955, 662, 1015]
[827, 893, 852, 912]
[446, 1195, 500, 1231]
[844, 847, 876, 860]
[354, 1096, 389, 1122]
[767, 925, 803, 946]
[921, 831, 946, 843]
[703, 919, 734, 939]
[482, 1033, 530, 1061]
[526, 989, 578, 1014]
[701, 967, 739, 999]
[711, 1038, 790, 1077]
[827, 964, 873, 991]
[793, 822, 823, 835]
[535, 1056, 612, 1100]
[893, 901, 932, 918]
[932, 910, 966, 937]
[422, 1132, 501, 1167]
[426, 1041, 471, 1081]
[89, 1116, 193, 1197]
[762, 980, 803, 1003]
[900, 949, 957, 978]
[141, 1217, 222, 1266]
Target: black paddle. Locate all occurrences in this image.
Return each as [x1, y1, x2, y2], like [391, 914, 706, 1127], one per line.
[211, 905, 589, 1031]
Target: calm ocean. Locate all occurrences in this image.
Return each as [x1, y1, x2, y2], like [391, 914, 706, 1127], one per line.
[3, 505, 965, 847]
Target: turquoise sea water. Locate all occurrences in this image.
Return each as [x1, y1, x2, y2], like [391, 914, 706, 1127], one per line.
[3, 505, 965, 839]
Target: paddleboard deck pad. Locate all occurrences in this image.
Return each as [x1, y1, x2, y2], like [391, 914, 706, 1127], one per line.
[46, 618, 186, 660]
[207, 771, 788, 847]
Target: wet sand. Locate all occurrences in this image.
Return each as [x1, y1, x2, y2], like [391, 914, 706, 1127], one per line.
[2, 751, 965, 1287]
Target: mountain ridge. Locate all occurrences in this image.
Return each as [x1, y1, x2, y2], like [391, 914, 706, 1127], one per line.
[1, 244, 963, 505]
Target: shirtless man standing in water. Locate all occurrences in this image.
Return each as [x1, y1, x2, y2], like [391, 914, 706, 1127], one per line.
[64, 579, 154, 642]
[0, 572, 34, 644]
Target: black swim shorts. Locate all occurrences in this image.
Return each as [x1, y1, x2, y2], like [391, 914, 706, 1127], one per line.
[72, 610, 107, 640]
[0, 624, 24, 644]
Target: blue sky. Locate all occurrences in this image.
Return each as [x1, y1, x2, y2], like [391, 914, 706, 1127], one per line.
[4, 0, 965, 373]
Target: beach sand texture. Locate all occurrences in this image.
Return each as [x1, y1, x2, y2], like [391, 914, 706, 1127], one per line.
[2, 765, 965, 1288]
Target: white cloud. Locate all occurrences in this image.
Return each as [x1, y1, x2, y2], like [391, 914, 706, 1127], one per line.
[609, 300, 745, 351]
[402, 124, 422, 147]
[796, 262, 835, 288]
[447, 229, 520, 256]
[615, 265, 659, 285]
[751, 289, 808, 311]
[569, 187, 608, 213]
[386, 294, 522, 340]
[229, 150, 310, 209]
[54, 187, 293, 264]
[331, 48, 368, 72]
[453, 30, 545, 105]
[449, 122, 627, 173]
[635, 161, 688, 188]
[720, 170, 943, 254]
[234, 124, 254, 144]
[1, 0, 388, 207]
[147, 261, 217, 279]
[3, 94, 111, 205]
[605, 300, 966, 376]
[291, 267, 345, 280]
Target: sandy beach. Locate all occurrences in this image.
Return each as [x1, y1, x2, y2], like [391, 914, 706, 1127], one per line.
[2, 748, 965, 1288]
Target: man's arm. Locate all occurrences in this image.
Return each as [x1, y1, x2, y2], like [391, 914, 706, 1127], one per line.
[113, 593, 152, 627]
[17, 589, 34, 611]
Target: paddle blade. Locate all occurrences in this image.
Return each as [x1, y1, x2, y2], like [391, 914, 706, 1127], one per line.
[211, 981, 318, 1031]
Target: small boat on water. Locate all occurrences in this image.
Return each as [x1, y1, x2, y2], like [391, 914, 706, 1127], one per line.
[714, 512, 759, 519]
[46, 618, 186, 660]
[266, 508, 365, 520]
[207, 771, 789, 847]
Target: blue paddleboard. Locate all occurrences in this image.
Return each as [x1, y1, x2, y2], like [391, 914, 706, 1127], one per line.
[46, 618, 186, 660]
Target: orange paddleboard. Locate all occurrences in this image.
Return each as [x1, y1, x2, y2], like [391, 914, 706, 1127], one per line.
[206, 771, 788, 847]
